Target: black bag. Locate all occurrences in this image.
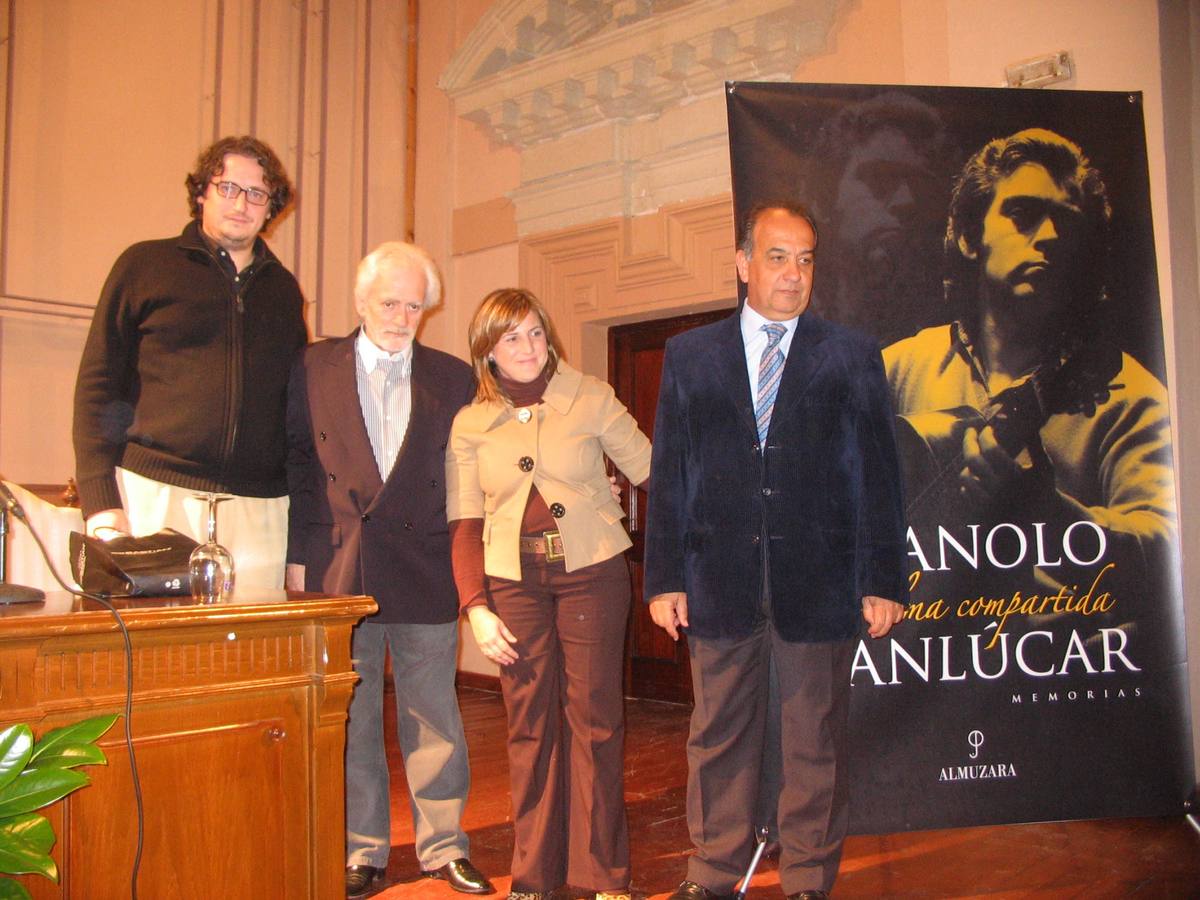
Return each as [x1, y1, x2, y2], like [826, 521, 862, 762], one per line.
[69, 529, 198, 597]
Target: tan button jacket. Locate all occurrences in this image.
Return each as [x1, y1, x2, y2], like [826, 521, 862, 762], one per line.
[445, 362, 652, 581]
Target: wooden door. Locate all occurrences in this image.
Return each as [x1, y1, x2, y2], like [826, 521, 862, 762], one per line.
[610, 307, 733, 703]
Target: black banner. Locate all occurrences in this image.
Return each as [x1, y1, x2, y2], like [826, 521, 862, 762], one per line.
[727, 82, 1193, 832]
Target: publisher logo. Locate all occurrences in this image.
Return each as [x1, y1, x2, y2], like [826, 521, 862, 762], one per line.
[938, 729, 1017, 782]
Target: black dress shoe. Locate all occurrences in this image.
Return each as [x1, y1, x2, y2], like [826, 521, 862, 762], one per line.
[667, 881, 732, 900]
[786, 892, 829, 900]
[422, 857, 496, 894]
[346, 864, 383, 899]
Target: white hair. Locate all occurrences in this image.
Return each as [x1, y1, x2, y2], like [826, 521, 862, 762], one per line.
[354, 241, 442, 309]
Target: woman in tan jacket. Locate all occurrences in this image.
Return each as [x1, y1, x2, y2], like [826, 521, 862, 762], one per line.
[446, 288, 651, 900]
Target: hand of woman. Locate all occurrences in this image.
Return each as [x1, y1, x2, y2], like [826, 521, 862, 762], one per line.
[467, 606, 520, 666]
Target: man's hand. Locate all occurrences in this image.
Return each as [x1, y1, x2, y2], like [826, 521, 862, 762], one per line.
[86, 508, 131, 540]
[959, 424, 1048, 504]
[862, 595, 904, 638]
[284, 564, 306, 592]
[649, 592, 689, 641]
[467, 606, 520, 666]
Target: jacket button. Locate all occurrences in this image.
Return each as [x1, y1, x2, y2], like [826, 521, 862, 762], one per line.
[549, 502, 565, 518]
[404, 522, 413, 530]
[328, 472, 336, 482]
[361, 513, 370, 522]
[518, 456, 535, 472]
[319, 432, 327, 441]
[761, 487, 773, 497]
[751, 534, 760, 544]
[751, 442, 760, 452]
[430, 479, 438, 488]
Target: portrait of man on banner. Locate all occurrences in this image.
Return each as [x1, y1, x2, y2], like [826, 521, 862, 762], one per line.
[726, 81, 1192, 833]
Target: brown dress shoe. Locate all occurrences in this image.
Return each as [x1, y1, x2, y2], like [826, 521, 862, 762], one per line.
[786, 892, 829, 899]
[346, 864, 383, 899]
[421, 857, 496, 894]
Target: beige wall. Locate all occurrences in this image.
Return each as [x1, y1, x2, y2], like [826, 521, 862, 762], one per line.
[0, 0, 413, 481]
[1, 1, 1197, 767]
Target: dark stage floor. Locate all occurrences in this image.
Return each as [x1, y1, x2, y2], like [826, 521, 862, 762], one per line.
[362, 687, 1200, 899]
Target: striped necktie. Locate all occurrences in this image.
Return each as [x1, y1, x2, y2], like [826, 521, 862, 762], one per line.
[755, 323, 787, 443]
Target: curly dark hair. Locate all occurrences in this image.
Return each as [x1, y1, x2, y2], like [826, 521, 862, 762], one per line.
[944, 128, 1111, 327]
[185, 136, 294, 222]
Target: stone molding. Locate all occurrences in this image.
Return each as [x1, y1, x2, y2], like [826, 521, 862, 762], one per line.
[520, 193, 736, 365]
[442, 0, 838, 236]
[441, 0, 838, 150]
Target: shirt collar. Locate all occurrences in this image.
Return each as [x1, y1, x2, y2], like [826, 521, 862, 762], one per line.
[196, 226, 264, 277]
[740, 303, 799, 350]
[356, 328, 413, 376]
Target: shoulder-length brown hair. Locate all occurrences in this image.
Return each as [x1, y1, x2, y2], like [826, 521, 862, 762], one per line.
[467, 288, 565, 403]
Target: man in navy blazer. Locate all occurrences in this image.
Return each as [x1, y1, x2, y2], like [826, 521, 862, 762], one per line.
[644, 203, 909, 900]
[285, 243, 492, 899]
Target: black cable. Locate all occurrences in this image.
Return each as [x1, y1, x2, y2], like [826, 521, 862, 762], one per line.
[5, 500, 143, 900]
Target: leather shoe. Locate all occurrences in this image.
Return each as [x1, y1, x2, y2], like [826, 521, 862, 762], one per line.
[422, 857, 495, 894]
[787, 892, 829, 899]
[668, 881, 732, 900]
[346, 864, 383, 899]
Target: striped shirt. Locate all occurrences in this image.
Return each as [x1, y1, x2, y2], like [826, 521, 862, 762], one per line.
[355, 330, 413, 479]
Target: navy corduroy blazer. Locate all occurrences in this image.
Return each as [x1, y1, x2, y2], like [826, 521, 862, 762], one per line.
[643, 311, 909, 642]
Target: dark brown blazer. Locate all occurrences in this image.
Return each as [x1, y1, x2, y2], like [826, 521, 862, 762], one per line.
[286, 330, 475, 624]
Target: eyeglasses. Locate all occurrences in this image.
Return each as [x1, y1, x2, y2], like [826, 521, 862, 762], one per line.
[210, 180, 270, 206]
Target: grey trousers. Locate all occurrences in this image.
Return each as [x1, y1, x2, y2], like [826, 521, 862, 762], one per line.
[685, 621, 854, 895]
[345, 620, 471, 870]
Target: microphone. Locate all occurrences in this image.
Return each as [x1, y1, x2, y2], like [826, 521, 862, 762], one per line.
[0, 480, 47, 604]
[0, 479, 25, 518]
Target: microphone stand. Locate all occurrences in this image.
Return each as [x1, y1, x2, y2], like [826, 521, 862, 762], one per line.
[733, 826, 771, 900]
[0, 484, 46, 603]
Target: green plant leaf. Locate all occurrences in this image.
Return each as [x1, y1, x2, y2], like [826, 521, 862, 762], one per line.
[0, 828, 58, 880]
[0, 814, 54, 855]
[25, 744, 107, 772]
[0, 770, 89, 820]
[0, 876, 34, 899]
[29, 715, 118, 765]
[0, 728, 33, 795]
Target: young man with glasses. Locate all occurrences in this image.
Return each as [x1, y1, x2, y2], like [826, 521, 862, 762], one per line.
[73, 136, 307, 589]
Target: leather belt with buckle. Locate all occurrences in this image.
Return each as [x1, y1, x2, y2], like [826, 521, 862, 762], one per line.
[518, 531, 565, 561]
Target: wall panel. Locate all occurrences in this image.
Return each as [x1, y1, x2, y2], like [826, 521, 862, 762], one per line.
[0, 0, 413, 483]
[2, 0, 212, 315]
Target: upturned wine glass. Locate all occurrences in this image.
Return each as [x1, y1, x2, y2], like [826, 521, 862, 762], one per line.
[190, 494, 235, 603]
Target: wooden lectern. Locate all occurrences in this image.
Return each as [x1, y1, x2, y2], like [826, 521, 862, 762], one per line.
[0, 589, 376, 899]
